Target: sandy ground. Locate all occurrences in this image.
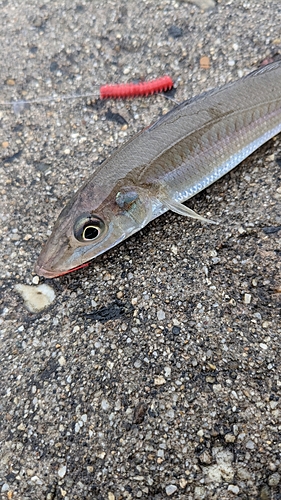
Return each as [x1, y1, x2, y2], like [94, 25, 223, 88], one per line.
[1, 0, 281, 498]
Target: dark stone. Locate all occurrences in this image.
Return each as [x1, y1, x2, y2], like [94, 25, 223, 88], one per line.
[49, 61, 59, 72]
[3, 150, 23, 163]
[168, 25, 183, 38]
[262, 226, 281, 234]
[133, 402, 148, 424]
[34, 162, 50, 172]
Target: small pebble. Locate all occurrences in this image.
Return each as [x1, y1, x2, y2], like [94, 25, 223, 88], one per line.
[32, 275, 40, 285]
[58, 356, 66, 366]
[194, 486, 206, 499]
[200, 55, 210, 69]
[179, 478, 187, 489]
[168, 25, 183, 38]
[268, 472, 280, 486]
[157, 309, 165, 320]
[245, 440, 255, 449]
[154, 375, 166, 386]
[244, 293, 251, 304]
[185, 0, 216, 10]
[225, 433, 236, 443]
[58, 465, 66, 478]
[260, 486, 271, 500]
[166, 484, 178, 496]
[228, 485, 240, 494]
[101, 399, 110, 410]
[31, 475, 43, 485]
[199, 450, 212, 464]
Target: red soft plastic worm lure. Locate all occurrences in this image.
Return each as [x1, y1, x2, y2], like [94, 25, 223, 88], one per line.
[0, 75, 174, 109]
[100, 76, 173, 99]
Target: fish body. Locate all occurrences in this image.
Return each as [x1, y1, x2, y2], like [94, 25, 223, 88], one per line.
[35, 61, 281, 278]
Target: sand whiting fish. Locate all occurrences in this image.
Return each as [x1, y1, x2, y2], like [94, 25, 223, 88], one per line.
[35, 61, 281, 278]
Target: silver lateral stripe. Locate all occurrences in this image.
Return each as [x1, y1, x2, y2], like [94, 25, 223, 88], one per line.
[174, 121, 281, 204]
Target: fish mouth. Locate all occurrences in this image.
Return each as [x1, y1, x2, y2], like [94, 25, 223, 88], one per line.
[34, 261, 90, 279]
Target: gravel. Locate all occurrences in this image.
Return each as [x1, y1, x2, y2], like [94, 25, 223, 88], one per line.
[1, 0, 281, 499]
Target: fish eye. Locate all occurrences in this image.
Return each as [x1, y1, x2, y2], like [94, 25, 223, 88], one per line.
[74, 213, 105, 242]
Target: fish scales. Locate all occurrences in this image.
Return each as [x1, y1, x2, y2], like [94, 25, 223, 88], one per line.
[151, 101, 281, 203]
[35, 61, 281, 278]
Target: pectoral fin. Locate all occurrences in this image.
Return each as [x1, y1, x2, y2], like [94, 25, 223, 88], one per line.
[162, 197, 217, 224]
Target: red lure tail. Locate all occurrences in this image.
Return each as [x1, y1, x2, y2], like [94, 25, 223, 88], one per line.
[99, 76, 173, 99]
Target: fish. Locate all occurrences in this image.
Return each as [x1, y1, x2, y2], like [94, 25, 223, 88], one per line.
[35, 61, 281, 278]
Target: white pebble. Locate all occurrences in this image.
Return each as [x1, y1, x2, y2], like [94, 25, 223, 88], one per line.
[244, 293, 251, 304]
[179, 478, 187, 489]
[58, 356, 66, 366]
[154, 375, 166, 386]
[228, 485, 240, 494]
[246, 440, 255, 449]
[166, 484, 178, 496]
[166, 409, 175, 418]
[157, 309, 165, 320]
[75, 422, 81, 433]
[31, 475, 43, 485]
[101, 399, 110, 410]
[58, 465, 67, 478]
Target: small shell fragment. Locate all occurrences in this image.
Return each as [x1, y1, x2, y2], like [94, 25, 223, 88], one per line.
[15, 283, 56, 313]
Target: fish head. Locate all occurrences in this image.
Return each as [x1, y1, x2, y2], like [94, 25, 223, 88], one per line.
[35, 181, 153, 278]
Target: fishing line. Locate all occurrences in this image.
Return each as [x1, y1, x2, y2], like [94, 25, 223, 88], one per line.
[0, 76, 174, 112]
